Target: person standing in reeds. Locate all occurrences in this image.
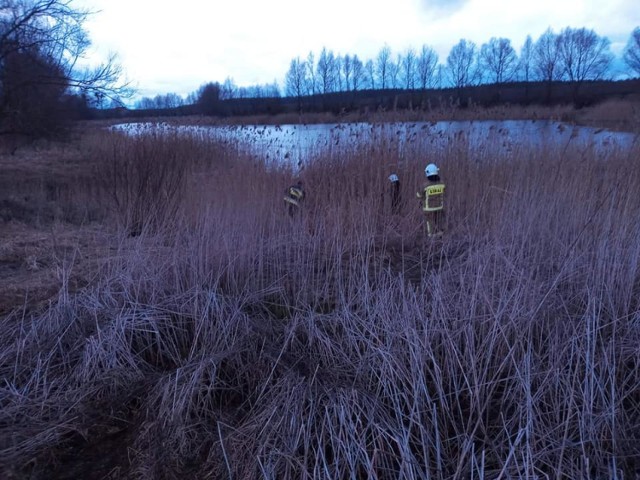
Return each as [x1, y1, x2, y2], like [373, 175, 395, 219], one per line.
[416, 163, 445, 237]
[284, 180, 305, 217]
[388, 173, 401, 214]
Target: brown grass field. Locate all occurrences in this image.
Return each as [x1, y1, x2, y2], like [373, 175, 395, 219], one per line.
[1, 104, 639, 479]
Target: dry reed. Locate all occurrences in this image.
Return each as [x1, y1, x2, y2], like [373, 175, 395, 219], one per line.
[1, 123, 639, 479]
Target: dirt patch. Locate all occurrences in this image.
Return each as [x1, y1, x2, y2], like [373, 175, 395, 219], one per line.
[0, 221, 109, 316]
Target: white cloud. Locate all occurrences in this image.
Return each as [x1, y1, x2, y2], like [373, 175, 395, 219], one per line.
[417, 0, 470, 18]
[75, 0, 638, 100]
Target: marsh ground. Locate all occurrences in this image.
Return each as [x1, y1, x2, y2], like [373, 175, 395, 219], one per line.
[1, 104, 639, 479]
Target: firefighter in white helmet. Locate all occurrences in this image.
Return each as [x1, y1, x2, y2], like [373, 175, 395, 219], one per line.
[416, 163, 445, 237]
[388, 173, 401, 214]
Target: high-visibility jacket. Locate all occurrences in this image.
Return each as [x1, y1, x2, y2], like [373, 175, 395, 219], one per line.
[417, 183, 445, 212]
[284, 185, 304, 206]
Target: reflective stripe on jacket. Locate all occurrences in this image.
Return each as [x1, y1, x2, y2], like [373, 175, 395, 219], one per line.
[417, 183, 445, 212]
[288, 187, 304, 200]
[284, 186, 304, 206]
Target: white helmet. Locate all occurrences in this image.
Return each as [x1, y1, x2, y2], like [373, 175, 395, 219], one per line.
[425, 163, 439, 177]
[388, 173, 399, 182]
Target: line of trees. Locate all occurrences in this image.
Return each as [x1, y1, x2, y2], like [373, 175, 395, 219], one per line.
[134, 78, 281, 110]
[134, 25, 640, 111]
[285, 26, 640, 99]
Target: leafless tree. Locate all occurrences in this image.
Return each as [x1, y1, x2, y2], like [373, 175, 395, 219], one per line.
[166, 93, 184, 108]
[417, 45, 438, 89]
[317, 47, 337, 93]
[479, 37, 518, 83]
[0, 0, 128, 137]
[328, 50, 339, 92]
[434, 64, 446, 88]
[305, 51, 317, 95]
[533, 28, 561, 82]
[237, 82, 280, 99]
[518, 35, 534, 82]
[623, 27, 640, 76]
[185, 91, 198, 105]
[556, 27, 612, 82]
[134, 97, 153, 109]
[221, 77, 237, 99]
[375, 44, 392, 89]
[365, 59, 375, 89]
[0, 0, 126, 95]
[285, 57, 307, 98]
[334, 54, 345, 92]
[267, 82, 281, 97]
[388, 54, 401, 88]
[135, 93, 184, 109]
[351, 54, 365, 91]
[342, 54, 353, 91]
[446, 39, 477, 89]
[399, 48, 417, 89]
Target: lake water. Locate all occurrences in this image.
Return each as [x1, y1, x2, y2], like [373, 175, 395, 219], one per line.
[112, 120, 638, 168]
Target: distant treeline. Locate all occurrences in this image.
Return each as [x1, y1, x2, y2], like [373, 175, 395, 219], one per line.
[125, 25, 640, 118]
[95, 79, 640, 121]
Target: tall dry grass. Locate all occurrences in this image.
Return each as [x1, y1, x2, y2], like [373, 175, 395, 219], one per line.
[1, 124, 639, 479]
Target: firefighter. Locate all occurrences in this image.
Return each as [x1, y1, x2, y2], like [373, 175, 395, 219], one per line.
[416, 163, 445, 237]
[388, 173, 401, 214]
[284, 180, 305, 217]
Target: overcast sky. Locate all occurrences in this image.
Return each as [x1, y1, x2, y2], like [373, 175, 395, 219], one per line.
[75, 0, 637, 101]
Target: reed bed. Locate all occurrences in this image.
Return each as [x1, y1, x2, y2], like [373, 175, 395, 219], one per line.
[1, 124, 639, 479]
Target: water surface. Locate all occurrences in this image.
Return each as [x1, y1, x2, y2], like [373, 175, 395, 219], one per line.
[113, 120, 637, 167]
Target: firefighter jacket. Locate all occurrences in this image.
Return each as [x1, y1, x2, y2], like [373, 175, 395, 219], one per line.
[417, 183, 445, 212]
[284, 185, 305, 206]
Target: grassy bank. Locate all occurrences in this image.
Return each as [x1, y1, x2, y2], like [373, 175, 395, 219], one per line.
[106, 97, 640, 135]
[1, 124, 639, 479]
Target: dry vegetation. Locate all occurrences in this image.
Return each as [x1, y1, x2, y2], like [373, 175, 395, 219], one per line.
[0, 117, 639, 479]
